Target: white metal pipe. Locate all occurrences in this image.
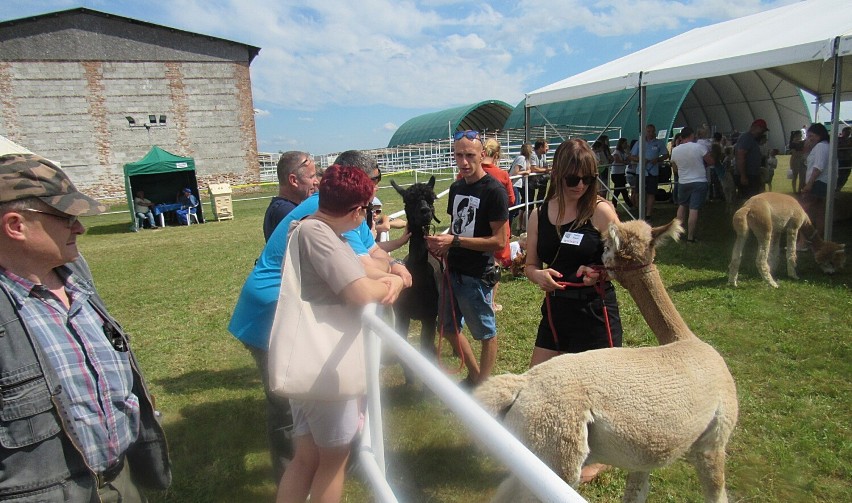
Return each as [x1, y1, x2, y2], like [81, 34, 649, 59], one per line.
[357, 451, 399, 503]
[363, 305, 386, 472]
[361, 310, 586, 503]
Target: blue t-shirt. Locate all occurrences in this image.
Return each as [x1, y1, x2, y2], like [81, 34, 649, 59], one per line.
[227, 192, 376, 349]
[630, 138, 667, 176]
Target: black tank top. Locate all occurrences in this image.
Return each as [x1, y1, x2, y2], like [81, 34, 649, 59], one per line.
[536, 205, 605, 286]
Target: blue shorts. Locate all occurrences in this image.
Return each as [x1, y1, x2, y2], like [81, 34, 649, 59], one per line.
[439, 270, 497, 341]
[677, 182, 708, 210]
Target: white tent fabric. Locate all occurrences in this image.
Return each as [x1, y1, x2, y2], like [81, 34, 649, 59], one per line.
[527, 0, 852, 106]
[0, 134, 34, 156]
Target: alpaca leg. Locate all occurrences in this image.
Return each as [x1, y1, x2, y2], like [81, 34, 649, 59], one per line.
[767, 232, 780, 274]
[727, 234, 747, 286]
[420, 318, 437, 357]
[785, 226, 800, 279]
[755, 240, 778, 288]
[688, 448, 729, 503]
[623, 471, 651, 503]
[394, 316, 416, 384]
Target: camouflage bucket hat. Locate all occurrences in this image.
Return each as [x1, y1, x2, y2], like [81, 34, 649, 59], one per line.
[0, 154, 107, 216]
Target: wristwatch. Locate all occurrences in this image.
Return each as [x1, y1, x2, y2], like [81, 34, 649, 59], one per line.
[451, 234, 461, 248]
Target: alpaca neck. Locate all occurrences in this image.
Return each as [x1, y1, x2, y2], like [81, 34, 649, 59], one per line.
[618, 265, 693, 344]
[407, 227, 429, 265]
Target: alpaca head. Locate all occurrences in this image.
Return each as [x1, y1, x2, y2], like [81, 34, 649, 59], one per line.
[812, 241, 846, 274]
[602, 219, 683, 281]
[391, 176, 439, 233]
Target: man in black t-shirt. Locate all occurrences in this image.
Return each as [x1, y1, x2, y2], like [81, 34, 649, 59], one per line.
[427, 130, 509, 386]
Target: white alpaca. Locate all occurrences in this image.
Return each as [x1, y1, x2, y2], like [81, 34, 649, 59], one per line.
[728, 192, 846, 288]
[475, 219, 738, 503]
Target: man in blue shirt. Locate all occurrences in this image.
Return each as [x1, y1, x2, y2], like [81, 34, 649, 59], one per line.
[630, 124, 669, 220]
[263, 151, 318, 241]
[228, 150, 410, 479]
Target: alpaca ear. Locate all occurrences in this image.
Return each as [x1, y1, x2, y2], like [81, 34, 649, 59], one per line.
[391, 179, 404, 196]
[428, 176, 436, 189]
[651, 219, 684, 246]
[607, 222, 622, 251]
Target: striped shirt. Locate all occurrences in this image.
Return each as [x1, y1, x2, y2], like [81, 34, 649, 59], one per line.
[0, 266, 140, 473]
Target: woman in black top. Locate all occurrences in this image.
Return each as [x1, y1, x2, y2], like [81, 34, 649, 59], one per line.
[524, 139, 624, 368]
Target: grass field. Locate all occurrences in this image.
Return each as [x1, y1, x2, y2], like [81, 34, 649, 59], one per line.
[78, 164, 851, 502]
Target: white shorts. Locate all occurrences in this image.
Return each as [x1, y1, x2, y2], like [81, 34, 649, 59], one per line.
[289, 398, 360, 448]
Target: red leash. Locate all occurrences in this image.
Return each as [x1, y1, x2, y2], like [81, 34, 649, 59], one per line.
[543, 262, 647, 350]
[433, 253, 465, 374]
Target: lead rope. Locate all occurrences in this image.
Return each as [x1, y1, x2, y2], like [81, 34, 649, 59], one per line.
[543, 263, 649, 350]
[424, 224, 465, 375]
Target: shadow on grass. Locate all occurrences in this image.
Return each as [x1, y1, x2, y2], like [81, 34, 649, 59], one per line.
[152, 397, 274, 502]
[85, 222, 134, 235]
[154, 367, 260, 394]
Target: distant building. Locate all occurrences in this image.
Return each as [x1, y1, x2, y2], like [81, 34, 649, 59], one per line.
[0, 7, 261, 198]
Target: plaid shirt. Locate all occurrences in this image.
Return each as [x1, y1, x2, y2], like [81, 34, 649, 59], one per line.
[0, 266, 140, 473]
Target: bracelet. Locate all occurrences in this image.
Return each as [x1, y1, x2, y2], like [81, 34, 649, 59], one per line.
[390, 259, 405, 267]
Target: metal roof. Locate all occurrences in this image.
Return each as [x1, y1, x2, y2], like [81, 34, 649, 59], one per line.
[387, 100, 513, 147]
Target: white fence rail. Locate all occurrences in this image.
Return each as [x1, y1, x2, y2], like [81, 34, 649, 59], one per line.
[356, 305, 587, 503]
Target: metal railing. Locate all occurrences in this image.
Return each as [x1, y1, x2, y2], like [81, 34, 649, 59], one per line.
[356, 305, 587, 503]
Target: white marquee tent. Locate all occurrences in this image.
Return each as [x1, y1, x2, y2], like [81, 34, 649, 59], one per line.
[525, 0, 852, 237]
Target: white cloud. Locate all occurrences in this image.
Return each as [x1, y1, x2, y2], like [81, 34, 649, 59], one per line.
[382, 122, 398, 132]
[253, 108, 270, 117]
[298, 117, 314, 122]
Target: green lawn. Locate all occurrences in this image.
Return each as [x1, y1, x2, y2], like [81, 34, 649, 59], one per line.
[78, 169, 851, 502]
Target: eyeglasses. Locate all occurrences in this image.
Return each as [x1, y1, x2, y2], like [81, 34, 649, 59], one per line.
[370, 169, 382, 183]
[23, 208, 79, 228]
[564, 175, 596, 187]
[453, 130, 480, 141]
[351, 204, 372, 213]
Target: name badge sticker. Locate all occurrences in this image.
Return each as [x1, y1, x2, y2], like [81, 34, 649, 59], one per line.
[561, 232, 584, 245]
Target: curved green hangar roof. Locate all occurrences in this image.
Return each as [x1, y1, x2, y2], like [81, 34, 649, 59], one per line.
[388, 100, 513, 147]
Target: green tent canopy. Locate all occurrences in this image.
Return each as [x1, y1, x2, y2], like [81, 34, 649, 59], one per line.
[123, 146, 203, 230]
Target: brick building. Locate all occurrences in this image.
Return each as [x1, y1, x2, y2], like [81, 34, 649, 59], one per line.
[0, 7, 261, 199]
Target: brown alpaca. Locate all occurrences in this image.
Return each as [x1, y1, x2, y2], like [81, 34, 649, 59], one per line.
[727, 192, 846, 288]
[475, 220, 738, 503]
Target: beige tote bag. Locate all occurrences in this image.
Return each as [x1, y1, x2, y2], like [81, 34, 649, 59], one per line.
[268, 223, 366, 400]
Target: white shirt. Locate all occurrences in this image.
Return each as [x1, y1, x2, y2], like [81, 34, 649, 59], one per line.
[671, 141, 709, 184]
[806, 141, 830, 184]
[510, 155, 528, 188]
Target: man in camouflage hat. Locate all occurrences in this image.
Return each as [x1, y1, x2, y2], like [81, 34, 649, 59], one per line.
[0, 154, 170, 501]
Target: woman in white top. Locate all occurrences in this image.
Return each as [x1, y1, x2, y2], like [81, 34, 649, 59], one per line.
[801, 123, 831, 235]
[610, 138, 631, 207]
[510, 143, 532, 231]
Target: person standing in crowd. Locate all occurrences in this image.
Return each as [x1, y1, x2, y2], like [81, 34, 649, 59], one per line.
[509, 143, 532, 231]
[522, 139, 623, 483]
[630, 124, 669, 220]
[735, 119, 770, 199]
[263, 151, 319, 241]
[764, 148, 778, 192]
[837, 126, 852, 190]
[670, 127, 714, 243]
[610, 137, 631, 208]
[801, 123, 832, 236]
[426, 130, 509, 387]
[275, 165, 405, 503]
[788, 130, 807, 193]
[228, 150, 410, 481]
[480, 138, 514, 312]
[133, 189, 158, 229]
[529, 138, 550, 207]
[0, 154, 171, 501]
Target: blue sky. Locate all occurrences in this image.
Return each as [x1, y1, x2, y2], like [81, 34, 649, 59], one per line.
[2, 0, 808, 155]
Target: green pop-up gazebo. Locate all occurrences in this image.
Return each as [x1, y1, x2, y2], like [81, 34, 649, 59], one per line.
[123, 146, 203, 230]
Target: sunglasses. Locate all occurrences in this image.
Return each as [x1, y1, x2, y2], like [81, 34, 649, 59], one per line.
[23, 208, 79, 228]
[372, 207, 382, 215]
[564, 175, 596, 187]
[370, 169, 382, 183]
[453, 130, 480, 141]
[351, 203, 372, 213]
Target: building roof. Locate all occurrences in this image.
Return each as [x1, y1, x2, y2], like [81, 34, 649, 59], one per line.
[0, 7, 261, 62]
[387, 100, 513, 147]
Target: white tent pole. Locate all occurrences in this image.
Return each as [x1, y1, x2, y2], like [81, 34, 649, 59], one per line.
[825, 37, 842, 241]
[638, 75, 647, 221]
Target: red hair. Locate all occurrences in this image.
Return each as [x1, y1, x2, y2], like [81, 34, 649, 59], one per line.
[319, 164, 374, 215]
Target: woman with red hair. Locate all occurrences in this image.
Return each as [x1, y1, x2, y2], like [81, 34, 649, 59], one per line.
[275, 165, 404, 503]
